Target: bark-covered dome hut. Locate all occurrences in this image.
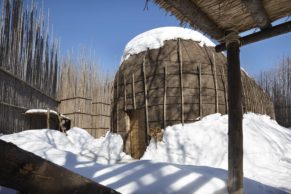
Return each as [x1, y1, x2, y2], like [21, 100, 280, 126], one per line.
[112, 27, 275, 159]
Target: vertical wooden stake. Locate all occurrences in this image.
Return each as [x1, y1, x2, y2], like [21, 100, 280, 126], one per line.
[220, 66, 228, 114]
[226, 31, 244, 194]
[124, 76, 127, 111]
[178, 39, 184, 125]
[213, 53, 218, 113]
[47, 108, 50, 129]
[116, 72, 119, 133]
[198, 63, 202, 118]
[132, 74, 136, 110]
[163, 64, 167, 129]
[142, 50, 149, 145]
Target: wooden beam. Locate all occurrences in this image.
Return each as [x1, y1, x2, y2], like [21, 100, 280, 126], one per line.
[226, 32, 244, 194]
[161, 0, 224, 40]
[0, 140, 120, 194]
[216, 21, 291, 52]
[241, 0, 271, 29]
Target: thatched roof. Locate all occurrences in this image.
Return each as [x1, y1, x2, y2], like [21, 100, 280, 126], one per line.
[153, 0, 291, 41]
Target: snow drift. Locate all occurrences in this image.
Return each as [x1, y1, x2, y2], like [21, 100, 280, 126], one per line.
[0, 113, 290, 194]
[142, 113, 291, 192]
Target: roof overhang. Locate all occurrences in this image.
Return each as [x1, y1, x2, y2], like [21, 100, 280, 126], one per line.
[153, 0, 291, 49]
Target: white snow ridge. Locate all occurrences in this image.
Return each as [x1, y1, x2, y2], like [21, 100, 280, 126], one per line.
[121, 26, 215, 62]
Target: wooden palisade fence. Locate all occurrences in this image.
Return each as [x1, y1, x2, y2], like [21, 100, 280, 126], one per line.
[58, 54, 113, 138]
[0, 0, 59, 133]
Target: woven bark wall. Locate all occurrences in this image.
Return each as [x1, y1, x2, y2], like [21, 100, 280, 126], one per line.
[112, 39, 275, 157]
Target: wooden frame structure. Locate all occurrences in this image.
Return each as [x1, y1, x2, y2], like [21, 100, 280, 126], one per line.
[153, 0, 291, 193]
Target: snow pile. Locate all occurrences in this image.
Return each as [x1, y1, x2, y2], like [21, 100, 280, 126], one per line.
[67, 128, 128, 164]
[121, 27, 215, 62]
[25, 109, 59, 115]
[142, 113, 291, 192]
[0, 127, 126, 165]
[1, 113, 290, 194]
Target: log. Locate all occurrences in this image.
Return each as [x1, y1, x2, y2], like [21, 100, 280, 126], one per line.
[226, 32, 244, 194]
[0, 140, 120, 194]
[216, 21, 291, 52]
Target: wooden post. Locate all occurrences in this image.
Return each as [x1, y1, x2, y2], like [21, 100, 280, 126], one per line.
[198, 63, 202, 118]
[163, 64, 167, 129]
[226, 31, 244, 194]
[47, 108, 50, 129]
[178, 39, 184, 125]
[132, 74, 136, 110]
[142, 50, 149, 145]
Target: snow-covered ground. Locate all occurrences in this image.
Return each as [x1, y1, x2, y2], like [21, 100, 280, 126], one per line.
[1, 113, 291, 194]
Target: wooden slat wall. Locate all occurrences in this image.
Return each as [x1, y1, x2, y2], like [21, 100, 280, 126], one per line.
[0, 68, 58, 134]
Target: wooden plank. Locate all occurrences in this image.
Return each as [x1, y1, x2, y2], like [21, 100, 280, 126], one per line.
[226, 32, 243, 194]
[142, 50, 149, 145]
[178, 39, 184, 125]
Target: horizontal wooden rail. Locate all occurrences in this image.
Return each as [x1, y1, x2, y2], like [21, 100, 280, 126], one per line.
[59, 97, 92, 101]
[0, 67, 58, 103]
[0, 101, 28, 110]
[216, 21, 291, 52]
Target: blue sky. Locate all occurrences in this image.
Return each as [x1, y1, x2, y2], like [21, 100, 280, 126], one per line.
[37, 0, 290, 77]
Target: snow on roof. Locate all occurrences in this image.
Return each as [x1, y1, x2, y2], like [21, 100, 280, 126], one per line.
[121, 26, 216, 62]
[25, 109, 70, 120]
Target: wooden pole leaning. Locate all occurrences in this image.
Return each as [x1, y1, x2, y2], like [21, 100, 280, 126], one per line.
[225, 31, 244, 194]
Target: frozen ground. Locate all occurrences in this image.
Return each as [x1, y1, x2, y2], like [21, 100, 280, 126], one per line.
[1, 113, 291, 194]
